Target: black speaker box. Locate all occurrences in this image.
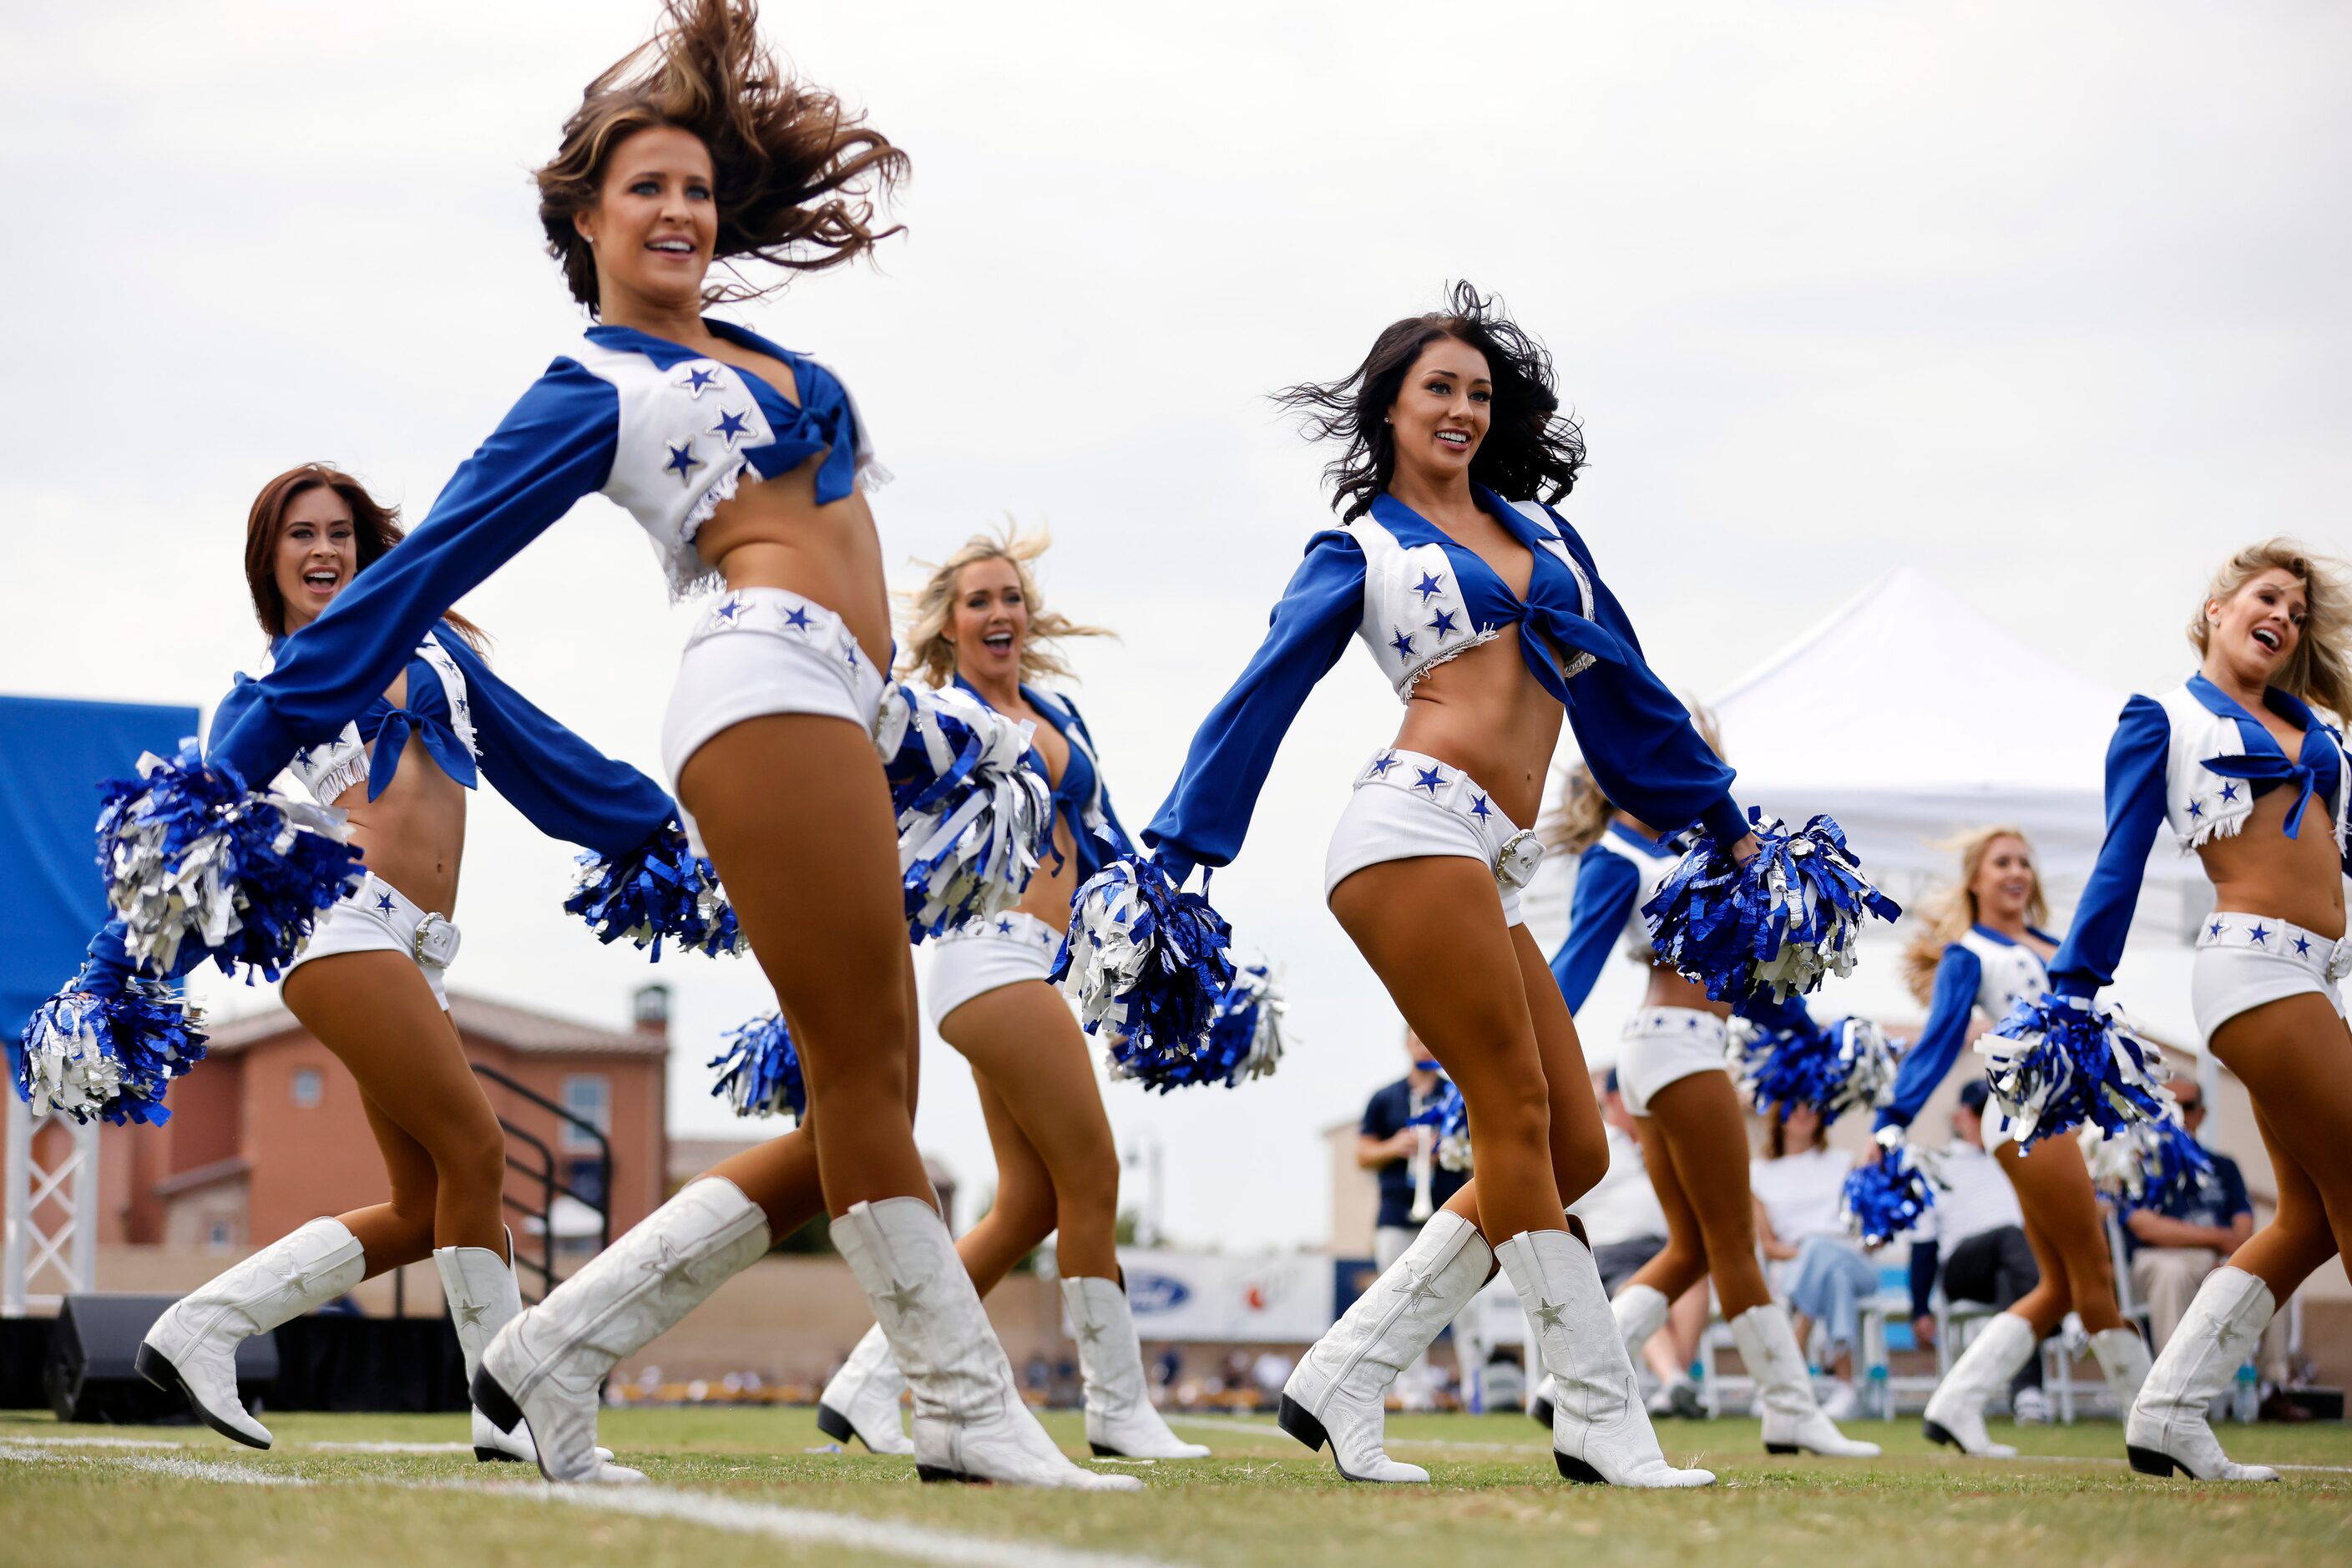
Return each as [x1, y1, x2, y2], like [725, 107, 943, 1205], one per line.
[43, 1292, 277, 1424]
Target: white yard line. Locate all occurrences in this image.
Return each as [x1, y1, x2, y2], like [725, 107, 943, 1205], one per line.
[0, 1440, 311, 1485]
[306, 1440, 475, 1454]
[1167, 1413, 1545, 1454]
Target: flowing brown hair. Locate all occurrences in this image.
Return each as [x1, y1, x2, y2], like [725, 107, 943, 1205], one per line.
[1544, 701, 1725, 854]
[2192, 539, 2352, 721]
[898, 522, 1113, 690]
[535, 0, 908, 315]
[1899, 826, 2047, 1004]
[243, 464, 486, 651]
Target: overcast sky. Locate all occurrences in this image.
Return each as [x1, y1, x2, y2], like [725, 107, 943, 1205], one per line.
[5, 3, 2348, 1251]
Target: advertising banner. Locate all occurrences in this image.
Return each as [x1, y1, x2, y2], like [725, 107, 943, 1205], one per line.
[1112, 1249, 1338, 1343]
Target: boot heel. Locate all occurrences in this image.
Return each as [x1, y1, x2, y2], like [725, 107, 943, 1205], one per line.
[917, 1464, 984, 1485]
[471, 1368, 524, 1435]
[1764, 1443, 1801, 1454]
[814, 1403, 855, 1446]
[1088, 1441, 1125, 1458]
[2127, 1444, 2181, 1477]
[1530, 1396, 1555, 1429]
[136, 1343, 270, 1451]
[473, 1446, 525, 1464]
[1276, 1393, 1328, 1454]
[1555, 1451, 1604, 1485]
[1921, 1419, 1959, 1451]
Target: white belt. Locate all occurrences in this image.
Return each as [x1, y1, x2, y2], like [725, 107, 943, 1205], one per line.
[1623, 1007, 1729, 1044]
[353, 873, 461, 969]
[938, 908, 1062, 953]
[1354, 747, 1545, 891]
[2197, 913, 2352, 984]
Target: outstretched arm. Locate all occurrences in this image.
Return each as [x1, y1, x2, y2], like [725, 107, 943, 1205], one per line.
[1550, 846, 1640, 1011]
[2047, 695, 2172, 999]
[1875, 946, 1985, 1133]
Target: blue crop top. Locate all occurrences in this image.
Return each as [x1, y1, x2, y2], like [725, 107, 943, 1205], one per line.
[953, 675, 1138, 882]
[1144, 486, 1745, 883]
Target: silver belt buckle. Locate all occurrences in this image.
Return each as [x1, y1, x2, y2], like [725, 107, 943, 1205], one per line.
[1494, 827, 1545, 892]
[412, 912, 461, 969]
[2329, 935, 2352, 984]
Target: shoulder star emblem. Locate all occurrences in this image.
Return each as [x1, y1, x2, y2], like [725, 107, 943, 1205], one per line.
[1412, 571, 1444, 603]
[681, 365, 721, 398]
[1428, 608, 1460, 639]
[665, 440, 703, 483]
[1388, 628, 1416, 659]
[710, 407, 752, 446]
[2218, 781, 2240, 802]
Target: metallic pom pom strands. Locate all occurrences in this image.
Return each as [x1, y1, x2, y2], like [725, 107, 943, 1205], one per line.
[1975, 993, 2169, 1150]
[2079, 1107, 2216, 1211]
[1410, 1080, 1474, 1173]
[1641, 812, 1902, 1005]
[1105, 960, 1287, 1094]
[97, 741, 365, 980]
[566, 823, 741, 959]
[14, 978, 207, 1126]
[1728, 1015, 1896, 1125]
[882, 685, 1053, 942]
[1051, 856, 1237, 1070]
[707, 1011, 805, 1122]
[1840, 1128, 1942, 1247]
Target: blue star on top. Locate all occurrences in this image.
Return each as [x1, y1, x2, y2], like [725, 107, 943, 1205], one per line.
[2187, 799, 2204, 817]
[2218, 781, 2240, 802]
[2248, 923, 2270, 946]
[375, 893, 397, 913]
[1469, 792, 1492, 820]
[1388, 629, 1417, 660]
[1412, 571, 1444, 603]
[1428, 608, 1460, 639]
[1367, 751, 1399, 778]
[2294, 934, 2314, 957]
[665, 440, 703, 483]
[2209, 920, 2225, 939]
[681, 365, 720, 397]
[783, 605, 814, 633]
[716, 597, 745, 622]
[1412, 766, 1444, 796]
[710, 408, 751, 446]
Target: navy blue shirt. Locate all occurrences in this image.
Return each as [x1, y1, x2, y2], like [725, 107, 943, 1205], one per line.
[2125, 1151, 2252, 1258]
[1361, 1077, 1468, 1230]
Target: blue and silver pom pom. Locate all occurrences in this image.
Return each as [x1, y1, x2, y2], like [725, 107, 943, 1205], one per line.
[707, 1011, 805, 1122]
[881, 685, 1054, 942]
[1409, 1080, 1474, 1173]
[1642, 812, 1902, 1005]
[1840, 1127, 1941, 1246]
[1051, 855, 1236, 1063]
[566, 823, 741, 959]
[96, 740, 365, 979]
[14, 974, 207, 1126]
[1976, 992, 2168, 1150]
[1104, 960, 1287, 1093]
[1729, 1015, 1896, 1125]
[2080, 1109, 2216, 1211]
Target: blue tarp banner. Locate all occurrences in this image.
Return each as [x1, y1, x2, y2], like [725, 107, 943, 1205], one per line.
[0, 695, 202, 1044]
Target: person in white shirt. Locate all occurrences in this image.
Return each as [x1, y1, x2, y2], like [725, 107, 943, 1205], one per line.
[1751, 1103, 1870, 1417]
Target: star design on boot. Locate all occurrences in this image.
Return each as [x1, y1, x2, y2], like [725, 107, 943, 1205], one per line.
[638, 1233, 702, 1290]
[278, 1259, 325, 1302]
[880, 1279, 923, 1319]
[453, 1300, 488, 1330]
[1077, 1320, 1105, 1346]
[1402, 1268, 1445, 1309]
[1532, 1298, 1567, 1333]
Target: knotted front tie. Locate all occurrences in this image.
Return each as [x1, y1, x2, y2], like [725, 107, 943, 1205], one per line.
[2203, 751, 2318, 838]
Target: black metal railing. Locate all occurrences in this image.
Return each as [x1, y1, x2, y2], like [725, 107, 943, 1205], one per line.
[469, 1063, 614, 1303]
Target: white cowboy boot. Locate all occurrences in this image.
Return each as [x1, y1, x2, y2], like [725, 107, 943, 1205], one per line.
[2127, 1267, 2281, 1481]
[434, 1235, 612, 1467]
[476, 1177, 771, 1483]
[1922, 1311, 2036, 1457]
[1279, 1211, 1490, 1484]
[1729, 1303, 1879, 1457]
[1064, 1275, 1209, 1459]
[1498, 1228, 1713, 1487]
[2090, 1326, 2152, 1414]
[832, 1196, 1140, 1491]
[817, 1323, 913, 1455]
[137, 1216, 363, 1449]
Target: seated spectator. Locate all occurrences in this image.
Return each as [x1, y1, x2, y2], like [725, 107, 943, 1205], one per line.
[1906, 1081, 2050, 1423]
[2126, 1075, 2309, 1424]
[1751, 1101, 1870, 1418]
[1569, 1070, 1707, 1417]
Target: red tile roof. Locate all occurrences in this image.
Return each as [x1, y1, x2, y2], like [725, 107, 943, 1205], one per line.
[201, 990, 667, 1060]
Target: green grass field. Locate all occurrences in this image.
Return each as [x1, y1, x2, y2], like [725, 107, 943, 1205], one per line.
[4, 1405, 2347, 1568]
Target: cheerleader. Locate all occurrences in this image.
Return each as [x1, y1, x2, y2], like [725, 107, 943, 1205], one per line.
[1544, 749, 1879, 1457]
[43, 464, 671, 1469]
[1883, 827, 2147, 1456]
[813, 528, 1208, 1463]
[1142, 283, 1768, 1489]
[2011, 542, 2351, 1481]
[119, 1, 1130, 1491]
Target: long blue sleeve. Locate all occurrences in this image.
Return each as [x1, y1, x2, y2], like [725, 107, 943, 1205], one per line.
[438, 637, 675, 860]
[71, 921, 139, 992]
[209, 361, 620, 787]
[2048, 695, 2172, 999]
[1143, 531, 1366, 883]
[1547, 517, 1747, 847]
[1875, 944, 1985, 1132]
[1550, 846, 1640, 1011]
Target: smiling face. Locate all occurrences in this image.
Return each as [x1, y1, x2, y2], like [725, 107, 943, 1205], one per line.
[1386, 336, 1492, 492]
[574, 124, 717, 318]
[274, 485, 357, 634]
[945, 556, 1028, 684]
[1968, 833, 2038, 926]
[2205, 566, 2307, 690]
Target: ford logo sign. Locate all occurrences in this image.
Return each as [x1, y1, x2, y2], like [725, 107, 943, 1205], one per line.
[1125, 1272, 1190, 1314]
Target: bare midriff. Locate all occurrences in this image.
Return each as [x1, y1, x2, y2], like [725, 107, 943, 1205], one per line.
[1641, 960, 1727, 1017]
[701, 458, 894, 674]
[2201, 785, 2347, 940]
[1392, 626, 1564, 830]
[328, 671, 467, 918]
[1016, 818, 1081, 933]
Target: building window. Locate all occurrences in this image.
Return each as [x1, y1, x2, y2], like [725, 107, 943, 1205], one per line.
[206, 1220, 233, 1252]
[560, 1075, 609, 1152]
[291, 1069, 323, 1108]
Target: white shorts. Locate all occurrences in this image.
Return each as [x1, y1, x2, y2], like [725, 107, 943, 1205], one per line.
[1617, 1006, 1729, 1117]
[925, 910, 1062, 1030]
[2192, 912, 2350, 1041]
[284, 872, 459, 1010]
[1323, 748, 1546, 928]
[661, 588, 890, 856]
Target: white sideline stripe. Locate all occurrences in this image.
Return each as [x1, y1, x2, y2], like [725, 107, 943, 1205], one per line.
[1168, 1414, 1545, 1454]
[1, 1434, 187, 1449]
[0, 1439, 1184, 1567]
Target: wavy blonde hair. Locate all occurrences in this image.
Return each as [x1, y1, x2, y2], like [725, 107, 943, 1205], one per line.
[1544, 701, 1724, 854]
[2193, 539, 2352, 721]
[898, 522, 1113, 689]
[1899, 826, 2048, 1004]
